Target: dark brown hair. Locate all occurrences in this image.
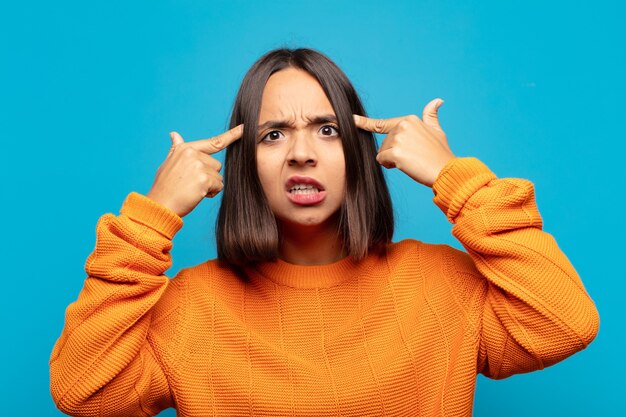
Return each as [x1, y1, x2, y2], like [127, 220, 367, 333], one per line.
[216, 47, 394, 266]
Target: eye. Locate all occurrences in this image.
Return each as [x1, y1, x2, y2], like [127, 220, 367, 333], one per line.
[258, 124, 340, 143]
[259, 130, 284, 143]
[319, 124, 340, 136]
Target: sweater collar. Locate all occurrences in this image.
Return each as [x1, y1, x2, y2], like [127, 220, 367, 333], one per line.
[246, 252, 382, 289]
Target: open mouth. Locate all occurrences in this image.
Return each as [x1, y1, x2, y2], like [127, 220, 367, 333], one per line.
[285, 176, 326, 205]
[289, 184, 321, 194]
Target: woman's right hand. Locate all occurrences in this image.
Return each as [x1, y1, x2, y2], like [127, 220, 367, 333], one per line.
[146, 124, 244, 218]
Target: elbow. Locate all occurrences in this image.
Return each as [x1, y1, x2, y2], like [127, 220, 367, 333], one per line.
[50, 384, 86, 417]
[51, 390, 81, 416]
[545, 298, 601, 366]
[524, 297, 601, 373]
[50, 363, 97, 417]
[578, 299, 600, 348]
[50, 363, 68, 414]
[51, 390, 102, 417]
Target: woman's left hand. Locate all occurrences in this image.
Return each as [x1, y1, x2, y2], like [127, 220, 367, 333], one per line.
[353, 98, 455, 188]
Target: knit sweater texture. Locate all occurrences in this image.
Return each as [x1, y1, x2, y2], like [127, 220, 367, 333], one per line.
[49, 157, 600, 416]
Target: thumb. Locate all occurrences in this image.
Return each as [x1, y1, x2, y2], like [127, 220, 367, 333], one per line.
[166, 131, 185, 158]
[422, 98, 444, 131]
[170, 131, 185, 147]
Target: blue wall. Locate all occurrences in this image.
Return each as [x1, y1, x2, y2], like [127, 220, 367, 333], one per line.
[2, 0, 623, 415]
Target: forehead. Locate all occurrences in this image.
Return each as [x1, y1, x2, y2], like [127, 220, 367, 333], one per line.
[258, 68, 335, 123]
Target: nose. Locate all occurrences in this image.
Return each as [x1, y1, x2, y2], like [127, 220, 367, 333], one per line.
[287, 132, 317, 167]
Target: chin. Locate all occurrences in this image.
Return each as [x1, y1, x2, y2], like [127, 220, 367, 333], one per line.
[278, 211, 340, 230]
[284, 216, 329, 227]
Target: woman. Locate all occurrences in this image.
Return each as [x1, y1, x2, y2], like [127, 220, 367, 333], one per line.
[50, 47, 600, 416]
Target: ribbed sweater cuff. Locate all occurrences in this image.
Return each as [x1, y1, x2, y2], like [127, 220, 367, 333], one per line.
[432, 157, 498, 223]
[120, 192, 184, 239]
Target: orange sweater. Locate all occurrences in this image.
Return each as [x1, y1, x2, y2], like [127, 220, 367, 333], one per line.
[50, 157, 599, 417]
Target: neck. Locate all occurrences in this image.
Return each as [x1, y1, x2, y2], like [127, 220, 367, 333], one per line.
[278, 219, 346, 265]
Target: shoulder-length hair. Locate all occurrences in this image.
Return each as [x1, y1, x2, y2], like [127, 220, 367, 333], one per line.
[216, 47, 394, 266]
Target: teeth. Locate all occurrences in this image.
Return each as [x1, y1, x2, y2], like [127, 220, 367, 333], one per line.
[290, 183, 320, 194]
[292, 189, 318, 195]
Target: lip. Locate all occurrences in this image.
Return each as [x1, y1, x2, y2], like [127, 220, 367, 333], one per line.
[287, 190, 326, 205]
[285, 175, 326, 206]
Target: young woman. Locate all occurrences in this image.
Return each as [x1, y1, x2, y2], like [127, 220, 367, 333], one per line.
[50, 48, 600, 416]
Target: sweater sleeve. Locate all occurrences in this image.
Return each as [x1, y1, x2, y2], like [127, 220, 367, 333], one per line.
[431, 157, 600, 380]
[49, 192, 184, 416]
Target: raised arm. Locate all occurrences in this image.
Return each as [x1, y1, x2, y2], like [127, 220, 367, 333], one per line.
[432, 157, 600, 379]
[49, 192, 184, 416]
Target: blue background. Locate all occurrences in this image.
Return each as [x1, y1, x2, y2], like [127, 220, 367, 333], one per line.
[1, 0, 623, 415]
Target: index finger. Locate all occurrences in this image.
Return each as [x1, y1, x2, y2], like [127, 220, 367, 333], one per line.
[188, 124, 244, 154]
[353, 114, 405, 134]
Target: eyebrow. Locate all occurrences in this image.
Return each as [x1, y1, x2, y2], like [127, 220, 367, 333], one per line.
[257, 114, 338, 131]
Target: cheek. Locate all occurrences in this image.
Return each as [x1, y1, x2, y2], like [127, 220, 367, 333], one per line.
[256, 150, 272, 188]
[256, 167, 273, 193]
[256, 158, 282, 197]
[336, 168, 346, 193]
[332, 148, 347, 187]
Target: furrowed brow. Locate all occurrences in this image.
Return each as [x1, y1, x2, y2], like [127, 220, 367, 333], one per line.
[257, 114, 338, 131]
